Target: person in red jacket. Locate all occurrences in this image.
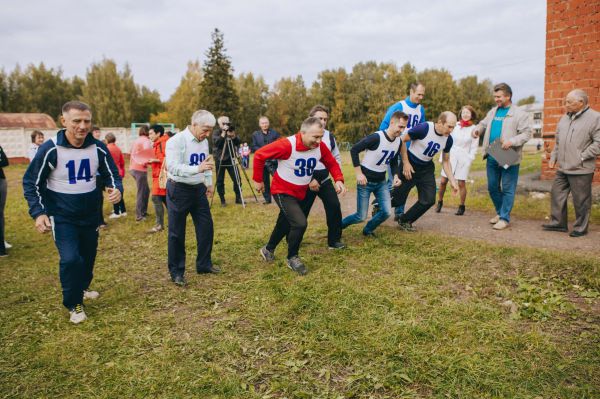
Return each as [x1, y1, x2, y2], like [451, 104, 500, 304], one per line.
[253, 117, 346, 275]
[148, 125, 169, 233]
[105, 133, 127, 218]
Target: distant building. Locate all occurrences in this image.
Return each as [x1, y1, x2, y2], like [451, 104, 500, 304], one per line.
[0, 113, 57, 129]
[518, 103, 543, 138]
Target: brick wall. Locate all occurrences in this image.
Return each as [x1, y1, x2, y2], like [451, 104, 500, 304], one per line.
[542, 0, 600, 182]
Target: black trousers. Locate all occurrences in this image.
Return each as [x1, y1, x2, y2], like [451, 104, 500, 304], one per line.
[216, 160, 241, 201]
[301, 172, 342, 245]
[262, 161, 277, 203]
[166, 181, 214, 277]
[392, 161, 436, 224]
[267, 194, 309, 259]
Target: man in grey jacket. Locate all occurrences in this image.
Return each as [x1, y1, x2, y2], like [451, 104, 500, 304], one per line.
[473, 83, 532, 230]
[543, 89, 600, 237]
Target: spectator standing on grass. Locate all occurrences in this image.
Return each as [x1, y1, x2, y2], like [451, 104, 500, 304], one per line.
[0, 145, 9, 257]
[251, 116, 280, 204]
[241, 142, 250, 169]
[543, 89, 600, 237]
[342, 111, 408, 237]
[148, 124, 169, 233]
[254, 117, 346, 276]
[472, 83, 532, 230]
[130, 125, 152, 221]
[106, 133, 127, 218]
[436, 105, 479, 215]
[394, 112, 459, 232]
[165, 110, 219, 287]
[28, 130, 45, 161]
[212, 116, 242, 206]
[23, 101, 123, 324]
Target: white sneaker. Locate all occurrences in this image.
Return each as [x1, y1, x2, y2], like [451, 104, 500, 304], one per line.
[108, 213, 121, 219]
[120, 212, 127, 217]
[489, 215, 500, 224]
[69, 304, 87, 324]
[83, 290, 100, 300]
[493, 220, 509, 230]
[4, 241, 12, 249]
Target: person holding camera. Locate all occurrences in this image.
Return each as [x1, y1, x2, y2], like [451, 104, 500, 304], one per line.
[251, 116, 280, 204]
[212, 116, 242, 206]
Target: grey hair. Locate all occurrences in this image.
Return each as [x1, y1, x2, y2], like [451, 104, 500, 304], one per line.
[568, 89, 589, 107]
[300, 116, 323, 133]
[191, 110, 216, 127]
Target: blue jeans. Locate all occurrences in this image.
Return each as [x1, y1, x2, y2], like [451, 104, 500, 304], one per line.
[52, 221, 98, 309]
[342, 181, 391, 234]
[486, 157, 520, 223]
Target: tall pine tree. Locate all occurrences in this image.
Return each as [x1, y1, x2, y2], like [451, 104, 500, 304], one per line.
[198, 29, 239, 119]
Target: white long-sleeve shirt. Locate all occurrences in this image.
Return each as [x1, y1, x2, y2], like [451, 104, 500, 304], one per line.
[447, 124, 479, 162]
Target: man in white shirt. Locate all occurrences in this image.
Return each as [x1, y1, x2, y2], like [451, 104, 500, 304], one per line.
[165, 110, 218, 286]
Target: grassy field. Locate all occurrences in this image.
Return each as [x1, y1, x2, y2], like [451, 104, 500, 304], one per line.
[1, 161, 599, 398]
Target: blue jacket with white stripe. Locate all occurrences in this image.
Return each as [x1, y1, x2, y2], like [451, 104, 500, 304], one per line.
[23, 130, 123, 226]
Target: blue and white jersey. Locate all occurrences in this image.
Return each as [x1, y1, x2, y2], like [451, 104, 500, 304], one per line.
[47, 137, 99, 194]
[23, 130, 123, 226]
[361, 131, 401, 173]
[379, 96, 426, 131]
[407, 122, 453, 165]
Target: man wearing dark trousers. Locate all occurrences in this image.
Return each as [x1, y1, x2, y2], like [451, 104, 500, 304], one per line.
[544, 89, 600, 237]
[394, 112, 459, 232]
[165, 110, 219, 286]
[301, 105, 345, 249]
[253, 117, 346, 275]
[251, 116, 280, 204]
[212, 115, 241, 206]
[23, 101, 123, 324]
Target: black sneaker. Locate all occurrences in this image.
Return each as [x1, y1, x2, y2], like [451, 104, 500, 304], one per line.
[260, 246, 275, 262]
[286, 256, 308, 275]
[398, 221, 416, 232]
[235, 197, 243, 204]
[362, 230, 376, 237]
[328, 241, 346, 250]
[172, 275, 186, 286]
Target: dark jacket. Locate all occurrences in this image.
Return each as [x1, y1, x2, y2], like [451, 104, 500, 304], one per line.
[0, 146, 8, 179]
[23, 130, 123, 226]
[212, 128, 241, 162]
[251, 129, 280, 152]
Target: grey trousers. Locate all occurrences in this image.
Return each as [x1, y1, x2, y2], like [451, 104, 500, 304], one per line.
[152, 195, 167, 227]
[550, 171, 594, 233]
[0, 178, 6, 252]
[130, 170, 150, 219]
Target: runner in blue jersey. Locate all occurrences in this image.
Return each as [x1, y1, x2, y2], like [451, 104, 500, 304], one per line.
[23, 101, 123, 324]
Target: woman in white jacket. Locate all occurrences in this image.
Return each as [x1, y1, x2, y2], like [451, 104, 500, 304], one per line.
[436, 105, 479, 215]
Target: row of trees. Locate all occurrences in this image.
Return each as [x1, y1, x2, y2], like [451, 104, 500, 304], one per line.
[1, 29, 527, 144]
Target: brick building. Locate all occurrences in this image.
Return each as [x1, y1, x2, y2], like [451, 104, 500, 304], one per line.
[542, 0, 600, 182]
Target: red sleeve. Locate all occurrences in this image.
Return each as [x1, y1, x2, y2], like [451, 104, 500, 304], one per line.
[252, 138, 292, 183]
[319, 141, 344, 182]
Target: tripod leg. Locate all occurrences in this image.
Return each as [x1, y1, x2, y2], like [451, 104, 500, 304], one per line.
[226, 139, 246, 208]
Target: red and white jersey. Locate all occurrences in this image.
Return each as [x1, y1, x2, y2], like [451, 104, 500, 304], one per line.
[253, 133, 344, 200]
[276, 136, 321, 185]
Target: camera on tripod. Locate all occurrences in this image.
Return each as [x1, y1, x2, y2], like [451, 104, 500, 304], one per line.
[222, 122, 236, 134]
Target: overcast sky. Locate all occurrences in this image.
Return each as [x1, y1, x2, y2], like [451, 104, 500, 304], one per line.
[1, 0, 546, 103]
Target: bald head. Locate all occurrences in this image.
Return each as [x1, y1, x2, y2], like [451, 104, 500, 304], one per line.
[565, 89, 588, 113]
[435, 111, 457, 136]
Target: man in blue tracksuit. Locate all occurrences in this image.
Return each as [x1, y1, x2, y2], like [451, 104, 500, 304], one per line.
[374, 82, 427, 219]
[23, 101, 123, 324]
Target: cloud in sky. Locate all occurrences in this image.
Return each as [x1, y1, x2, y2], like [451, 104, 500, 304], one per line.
[1, 0, 546, 102]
